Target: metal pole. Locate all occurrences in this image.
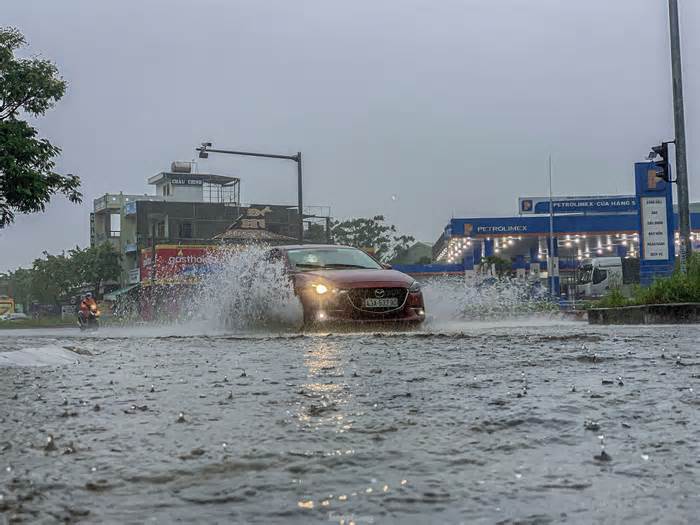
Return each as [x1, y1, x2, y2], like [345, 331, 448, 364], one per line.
[296, 152, 303, 243]
[197, 145, 304, 243]
[668, 0, 692, 270]
[150, 220, 156, 284]
[548, 155, 555, 296]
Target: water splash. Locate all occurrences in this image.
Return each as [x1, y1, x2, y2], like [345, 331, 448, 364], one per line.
[193, 244, 302, 331]
[421, 275, 555, 323]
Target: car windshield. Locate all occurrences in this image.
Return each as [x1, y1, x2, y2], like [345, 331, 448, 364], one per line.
[287, 247, 382, 271]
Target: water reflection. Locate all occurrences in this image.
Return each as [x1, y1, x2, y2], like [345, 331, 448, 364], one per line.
[298, 339, 352, 433]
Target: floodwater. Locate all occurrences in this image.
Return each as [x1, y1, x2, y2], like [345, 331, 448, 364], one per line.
[1, 319, 699, 524]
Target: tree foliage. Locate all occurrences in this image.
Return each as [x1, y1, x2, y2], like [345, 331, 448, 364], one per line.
[0, 242, 121, 307]
[30, 251, 74, 304]
[0, 26, 81, 227]
[69, 243, 122, 297]
[331, 215, 415, 263]
[304, 222, 328, 243]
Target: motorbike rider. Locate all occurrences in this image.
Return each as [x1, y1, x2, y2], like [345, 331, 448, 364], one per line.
[78, 293, 97, 324]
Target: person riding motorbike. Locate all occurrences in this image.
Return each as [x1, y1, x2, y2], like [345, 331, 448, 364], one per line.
[78, 293, 99, 328]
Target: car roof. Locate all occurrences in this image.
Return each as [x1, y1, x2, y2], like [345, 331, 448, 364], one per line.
[276, 244, 357, 251]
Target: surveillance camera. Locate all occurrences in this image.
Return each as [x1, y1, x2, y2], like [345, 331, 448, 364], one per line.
[198, 151, 209, 159]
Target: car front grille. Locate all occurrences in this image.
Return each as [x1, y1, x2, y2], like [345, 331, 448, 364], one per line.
[347, 287, 408, 313]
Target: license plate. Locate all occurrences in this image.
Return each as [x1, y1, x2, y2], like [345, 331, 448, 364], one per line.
[364, 298, 398, 308]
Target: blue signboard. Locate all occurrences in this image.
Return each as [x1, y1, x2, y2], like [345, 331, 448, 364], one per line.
[124, 201, 137, 216]
[450, 214, 640, 238]
[519, 196, 638, 215]
[635, 162, 675, 285]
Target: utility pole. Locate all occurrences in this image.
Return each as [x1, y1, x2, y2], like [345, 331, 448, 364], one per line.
[197, 144, 305, 243]
[547, 155, 556, 298]
[296, 152, 304, 244]
[668, 0, 692, 270]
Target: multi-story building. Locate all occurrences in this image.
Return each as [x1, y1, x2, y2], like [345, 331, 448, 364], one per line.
[92, 162, 327, 288]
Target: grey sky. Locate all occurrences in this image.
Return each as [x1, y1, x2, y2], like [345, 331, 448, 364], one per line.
[1, 0, 698, 271]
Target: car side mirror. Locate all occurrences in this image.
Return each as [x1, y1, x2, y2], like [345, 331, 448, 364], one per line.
[382, 263, 392, 270]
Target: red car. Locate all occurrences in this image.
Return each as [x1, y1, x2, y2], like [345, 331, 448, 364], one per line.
[269, 245, 425, 327]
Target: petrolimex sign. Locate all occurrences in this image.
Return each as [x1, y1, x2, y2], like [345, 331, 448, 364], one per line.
[461, 220, 530, 237]
[519, 196, 638, 215]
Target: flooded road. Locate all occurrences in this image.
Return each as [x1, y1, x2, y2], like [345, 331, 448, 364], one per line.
[1, 320, 699, 523]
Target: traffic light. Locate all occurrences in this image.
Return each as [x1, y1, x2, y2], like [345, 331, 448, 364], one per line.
[648, 141, 671, 182]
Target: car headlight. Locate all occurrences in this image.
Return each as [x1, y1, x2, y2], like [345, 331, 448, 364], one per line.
[408, 280, 421, 293]
[313, 284, 329, 295]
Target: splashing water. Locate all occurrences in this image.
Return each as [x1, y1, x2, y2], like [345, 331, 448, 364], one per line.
[421, 275, 555, 324]
[193, 244, 302, 331]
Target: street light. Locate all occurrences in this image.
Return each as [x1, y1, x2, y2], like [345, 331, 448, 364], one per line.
[196, 142, 304, 243]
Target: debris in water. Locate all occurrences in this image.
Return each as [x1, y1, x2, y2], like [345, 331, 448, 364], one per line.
[584, 420, 600, 431]
[594, 450, 612, 462]
[150, 385, 155, 393]
[617, 376, 624, 386]
[593, 435, 611, 462]
[93, 404, 100, 412]
[227, 391, 233, 400]
[602, 379, 614, 385]
[179, 447, 206, 460]
[176, 412, 186, 423]
[44, 434, 57, 452]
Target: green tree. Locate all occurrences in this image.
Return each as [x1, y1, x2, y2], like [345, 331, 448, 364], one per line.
[0, 27, 81, 227]
[30, 251, 76, 304]
[304, 222, 329, 243]
[69, 243, 122, 298]
[331, 215, 414, 263]
[387, 234, 416, 263]
[0, 267, 34, 308]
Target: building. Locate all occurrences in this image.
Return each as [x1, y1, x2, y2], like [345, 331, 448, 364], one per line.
[92, 162, 328, 288]
[433, 194, 700, 286]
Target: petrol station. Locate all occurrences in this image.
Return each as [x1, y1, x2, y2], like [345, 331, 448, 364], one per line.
[431, 161, 700, 296]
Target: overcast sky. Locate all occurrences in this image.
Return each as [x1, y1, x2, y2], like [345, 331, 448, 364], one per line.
[1, 0, 698, 271]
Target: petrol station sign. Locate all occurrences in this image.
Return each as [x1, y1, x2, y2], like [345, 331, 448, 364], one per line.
[640, 197, 670, 260]
[519, 196, 638, 215]
[635, 162, 675, 285]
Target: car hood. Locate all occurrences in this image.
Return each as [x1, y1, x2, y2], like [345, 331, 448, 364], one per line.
[295, 269, 414, 288]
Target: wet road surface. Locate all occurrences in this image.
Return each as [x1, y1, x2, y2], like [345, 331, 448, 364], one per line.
[1, 320, 699, 524]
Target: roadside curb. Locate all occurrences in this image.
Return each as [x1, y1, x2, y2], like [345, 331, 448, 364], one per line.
[588, 303, 700, 324]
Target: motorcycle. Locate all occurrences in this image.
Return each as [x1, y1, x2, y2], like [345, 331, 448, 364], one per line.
[78, 304, 100, 331]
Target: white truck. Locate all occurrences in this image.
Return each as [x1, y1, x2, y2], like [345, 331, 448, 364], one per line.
[576, 257, 624, 298]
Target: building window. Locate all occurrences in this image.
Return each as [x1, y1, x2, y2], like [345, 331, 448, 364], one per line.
[156, 222, 165, 238]
[110, 213, 121, 237]
[179, 222, 193, 238]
